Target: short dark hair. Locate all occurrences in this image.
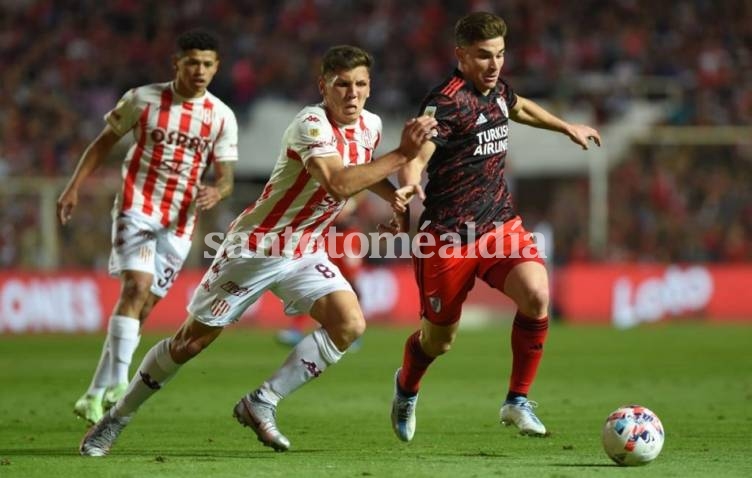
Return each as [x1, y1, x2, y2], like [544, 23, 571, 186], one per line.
[320, 45, 373, 78]
[176, 29, 220, 54]
[454, 12, 507, 47]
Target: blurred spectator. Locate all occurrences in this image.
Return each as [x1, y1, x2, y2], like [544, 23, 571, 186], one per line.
[2, 0, 750, 177]
[2, 0, 750, 266]
[515, 144, 752, 264]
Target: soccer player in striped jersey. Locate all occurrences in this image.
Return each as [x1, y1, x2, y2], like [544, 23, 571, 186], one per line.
[390, 12, 601, 442]
[79, 45, 437, 455]
[58, 29, 238, 425]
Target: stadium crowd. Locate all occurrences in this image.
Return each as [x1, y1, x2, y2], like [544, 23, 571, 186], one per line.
[1, 0, 750, 267]
[522, 144, 752, 264]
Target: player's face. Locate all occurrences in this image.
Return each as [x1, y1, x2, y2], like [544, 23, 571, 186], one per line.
[456, 37, 505, 95]
[320, 66, 371, 125]
[173, 49, 220, 98]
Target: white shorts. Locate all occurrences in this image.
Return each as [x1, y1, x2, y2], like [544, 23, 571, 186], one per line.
[188, 248, 354, 327]
[107, 210, 192, 297]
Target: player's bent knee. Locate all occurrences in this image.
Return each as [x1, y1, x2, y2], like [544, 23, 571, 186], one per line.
[522, 286, 550, 318]
[423, 336, 454, 357]
[437, 339, 454, 355]
[328, 310, 365, 347]
[342, 312, 366, 341]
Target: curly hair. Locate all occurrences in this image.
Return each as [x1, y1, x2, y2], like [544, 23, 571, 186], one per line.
[176, 29, 220, 54]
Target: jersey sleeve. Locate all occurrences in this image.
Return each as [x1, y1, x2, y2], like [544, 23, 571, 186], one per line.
[212, 108, 239, 162]
[418, 93, 456, 148]
[290, 110, 339, 164]
[104, 88, 141, 136]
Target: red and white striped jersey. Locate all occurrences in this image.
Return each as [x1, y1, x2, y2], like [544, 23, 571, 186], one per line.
[106, 81, 238, 238]
[228, 103, 381, 257]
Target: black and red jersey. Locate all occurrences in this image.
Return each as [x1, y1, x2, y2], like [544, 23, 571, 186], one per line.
[418, 69, 518, 242]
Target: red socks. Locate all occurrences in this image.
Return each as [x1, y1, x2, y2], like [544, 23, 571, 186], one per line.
[398, 312, 547, 397]
[398, 330, 435, 396]
[509, 312, 549, 396]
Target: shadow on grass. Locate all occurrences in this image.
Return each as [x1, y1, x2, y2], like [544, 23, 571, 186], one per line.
[416, 451, 510, 458]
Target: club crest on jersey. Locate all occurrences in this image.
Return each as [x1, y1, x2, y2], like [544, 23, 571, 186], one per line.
[361, 128, 378, 149]
[316, 195, 341, 213]
[496, 98, 509, 117]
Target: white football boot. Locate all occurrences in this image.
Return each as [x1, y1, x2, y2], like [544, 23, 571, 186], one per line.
[233, 391, 290, 452]
[390, 368, 419, 442]
[500, 396, 547, 436]
[79, 409, 131, 456]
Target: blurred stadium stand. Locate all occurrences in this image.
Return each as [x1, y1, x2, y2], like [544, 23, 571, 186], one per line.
[1, 1, 750, 329]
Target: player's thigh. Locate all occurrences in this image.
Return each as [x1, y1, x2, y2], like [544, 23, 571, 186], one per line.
[151, 230, 192, 297]
[501, 260, 549, 306]
[478, 217, 547, 298]
[188, 253, 286, 327]
[273, 253, 355, 317]
[108, 212, 159, 276]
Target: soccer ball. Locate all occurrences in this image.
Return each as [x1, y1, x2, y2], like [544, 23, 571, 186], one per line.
[602, 405, 664, 466]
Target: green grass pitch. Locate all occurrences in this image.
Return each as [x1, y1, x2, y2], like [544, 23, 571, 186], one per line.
[1, 322, 750, 477]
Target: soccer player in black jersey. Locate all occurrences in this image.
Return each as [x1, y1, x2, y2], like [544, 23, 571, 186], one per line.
[391, 11, 601, 441]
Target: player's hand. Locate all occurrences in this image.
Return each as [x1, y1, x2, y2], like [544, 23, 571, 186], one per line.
[57, 188, 78, 225]
[377, 211, 409, 235]
[196, 184, 222, 211]
[391, 184, 425, 213]
[397, 116, 438, 159]
[567, 124, 601, 150]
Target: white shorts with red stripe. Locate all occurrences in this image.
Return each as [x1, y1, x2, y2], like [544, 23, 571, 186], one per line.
[107, 210, 192, 297]
[188, 249, 354, 327]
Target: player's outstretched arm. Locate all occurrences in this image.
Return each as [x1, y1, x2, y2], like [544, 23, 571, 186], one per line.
[306, 116, 437, 201]
[509, 95, 601, 149]
[397, 140, 434, 188]
[57, 126, 121, 225]
[564, 123, 602, 150]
